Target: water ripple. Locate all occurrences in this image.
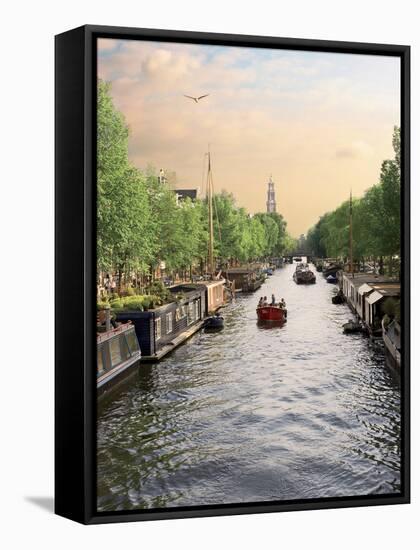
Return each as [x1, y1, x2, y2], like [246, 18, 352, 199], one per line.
[97, 264, 401, 511]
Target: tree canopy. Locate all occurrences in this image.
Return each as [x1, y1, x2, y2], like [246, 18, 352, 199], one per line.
[305, 126, 400, 265]
[97, 80, 296, 281]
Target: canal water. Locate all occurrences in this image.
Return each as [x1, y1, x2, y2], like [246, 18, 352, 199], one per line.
[97, 262, 401, 511]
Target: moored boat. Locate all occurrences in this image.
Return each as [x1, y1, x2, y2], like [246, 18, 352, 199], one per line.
[326, 274, 338, 284]
[256, 304, 287, 322]
[332, 290, 345, 304]
[342, 319, 364, 334]
[204, 313, 224, 331]
[97, 321, 141, 395]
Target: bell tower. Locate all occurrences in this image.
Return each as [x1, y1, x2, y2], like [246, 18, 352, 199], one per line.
[266, 175, 276, 213]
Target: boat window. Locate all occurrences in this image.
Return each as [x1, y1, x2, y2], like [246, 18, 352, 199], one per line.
[187, 303, 194, 325]
[109, 337, 122, 367]
[155, 317, 162, 340]
[119, 334, 130, 361]
[126, 330, 139, 354]
[97, 347, 104, 376]
[166, 312, 173, 333]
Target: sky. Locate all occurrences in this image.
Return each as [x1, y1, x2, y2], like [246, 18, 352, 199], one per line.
[98, 39, 400, 237]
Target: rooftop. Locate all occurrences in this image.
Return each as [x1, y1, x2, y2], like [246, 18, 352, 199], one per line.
[342, 272, 399, 289]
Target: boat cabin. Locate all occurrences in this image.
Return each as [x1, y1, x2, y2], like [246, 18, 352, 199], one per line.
[116, 285, 206, 360]
[97, 322, 141, 395]
[223, 268, 262, 293]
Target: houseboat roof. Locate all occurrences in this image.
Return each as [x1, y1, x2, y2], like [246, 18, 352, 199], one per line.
[197, 278, 226, 288]
[169, 284, 205, 295]
[342, 272, 398, 288]
[358, 283, 374, 295]
[366, 284, 400, 304]
[225, 267, 257, 274]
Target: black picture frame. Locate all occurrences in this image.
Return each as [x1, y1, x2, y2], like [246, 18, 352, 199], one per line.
[55, 24, 410, 525]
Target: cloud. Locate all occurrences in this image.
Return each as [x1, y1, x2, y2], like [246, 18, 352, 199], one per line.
[97, 40, 400, 236]
[335, 141, 374, 159]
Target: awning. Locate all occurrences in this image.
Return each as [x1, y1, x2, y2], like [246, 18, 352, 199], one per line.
[366, 290, 383, 305]
[358, 283, 373, 295]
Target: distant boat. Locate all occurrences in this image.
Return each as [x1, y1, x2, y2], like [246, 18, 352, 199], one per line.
[293, 263, 316, 284]
[256, 304, 287, 322]
[326, 274, 337, 284]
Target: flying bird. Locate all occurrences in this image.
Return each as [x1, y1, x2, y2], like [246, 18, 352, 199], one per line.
[184, 94, 209, 103]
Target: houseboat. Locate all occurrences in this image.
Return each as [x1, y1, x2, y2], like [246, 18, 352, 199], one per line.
[341, 272, 400, 336]
[224, 267, 264, 293]
[198, 278, 228, 314]
[97, 321, 141, 396]
[116, 284, 206, 361]
[293, 263, 316, 284]
[382, 318, 401, 371]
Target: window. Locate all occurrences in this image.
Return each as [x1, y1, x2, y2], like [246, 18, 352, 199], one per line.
[187, 303, 194, 325]
[109, 337, 122, 367]
[97, 348, 104, 376]
[195, 300, 200, 320]
[166, 312, 173, 333]
[155, 317, 162, 340]
[126, 330, 139, 354]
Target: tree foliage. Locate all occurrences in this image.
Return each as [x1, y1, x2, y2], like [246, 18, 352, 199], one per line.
[305, 126, 400, 263]
[97, 80, 296, 280]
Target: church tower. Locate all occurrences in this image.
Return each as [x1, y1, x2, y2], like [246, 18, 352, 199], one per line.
[266, 175, 276, 213]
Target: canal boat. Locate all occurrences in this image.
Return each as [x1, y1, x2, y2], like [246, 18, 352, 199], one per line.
[293, 263, 316, 284]
[382, 318, 400, 371]
[342, 319, 365, 334]
[223, 267, 264, 293]
[116, 285, 206, 361]
[323, 264, 342, 278]
[256, 304, 287, 322]
[97, 321, 141, 395]
[204, 313, 224, 331]
[326, 274, 338, 284]
[332, 290, 345, 304]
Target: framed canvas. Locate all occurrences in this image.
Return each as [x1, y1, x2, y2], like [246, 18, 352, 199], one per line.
[55, 25, 410, 524]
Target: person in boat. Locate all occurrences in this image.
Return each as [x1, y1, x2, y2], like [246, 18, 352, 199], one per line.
[271, 294, 276, 305]
[258, 296, 264, 307]
[263, 296, 268, 306]
[280, 298, 286, 309]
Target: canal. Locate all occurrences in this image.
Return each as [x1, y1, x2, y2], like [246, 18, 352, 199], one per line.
[97, 262, 401, 511]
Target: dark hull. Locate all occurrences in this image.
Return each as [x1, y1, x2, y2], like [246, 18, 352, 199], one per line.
[293, 272, 316, 284]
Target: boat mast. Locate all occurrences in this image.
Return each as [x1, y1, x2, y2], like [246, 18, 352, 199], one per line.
[207, 150, 214, 276]
[349, 190, 354, 278]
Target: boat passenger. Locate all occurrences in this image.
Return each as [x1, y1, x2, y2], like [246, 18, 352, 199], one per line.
[263, 296, 268, 306]
[280, 298, 286, 308]
[271, 294, 276, 305]
[258, 296, 264, 307]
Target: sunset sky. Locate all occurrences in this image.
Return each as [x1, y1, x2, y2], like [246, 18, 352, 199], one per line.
[98, 39, 400, 237]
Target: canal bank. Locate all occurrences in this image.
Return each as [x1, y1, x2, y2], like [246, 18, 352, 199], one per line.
[97, 263, 401, 511]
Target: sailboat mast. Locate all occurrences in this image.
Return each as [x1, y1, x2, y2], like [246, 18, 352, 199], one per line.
[349, 190, 354, 278]
[207, 151, 214, 275]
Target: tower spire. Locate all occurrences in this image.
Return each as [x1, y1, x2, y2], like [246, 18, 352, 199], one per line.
[266, 175, 277, 213]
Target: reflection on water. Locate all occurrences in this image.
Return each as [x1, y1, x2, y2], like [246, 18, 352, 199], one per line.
[97, 264, 401, 511]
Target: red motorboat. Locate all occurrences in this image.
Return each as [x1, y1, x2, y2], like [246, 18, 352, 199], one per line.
[256, 305, 287, 322]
